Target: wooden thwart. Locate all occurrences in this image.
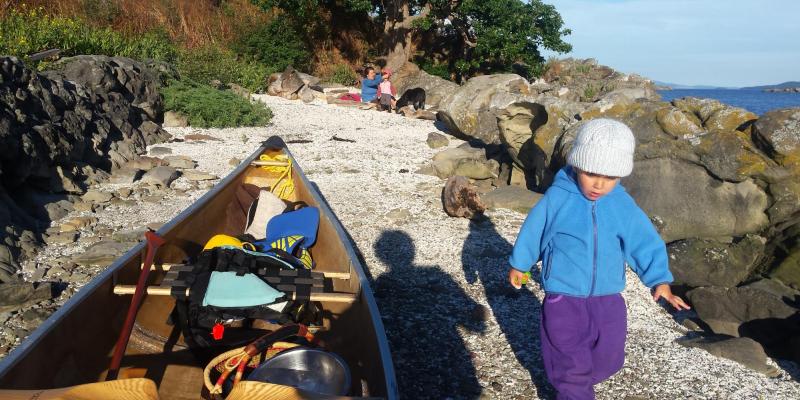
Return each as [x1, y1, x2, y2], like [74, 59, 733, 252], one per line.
[113, 285, 356, 303]
[251, 160, 291, 167]
[142, 263, 350, 280]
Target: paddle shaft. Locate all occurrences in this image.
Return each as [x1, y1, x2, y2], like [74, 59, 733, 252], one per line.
[106, 231, 165, 380]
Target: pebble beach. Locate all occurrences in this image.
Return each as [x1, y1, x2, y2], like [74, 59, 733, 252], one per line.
[5, 94, 800, 399]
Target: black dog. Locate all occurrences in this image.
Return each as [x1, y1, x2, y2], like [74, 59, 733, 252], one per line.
[395, 88, 426, 113]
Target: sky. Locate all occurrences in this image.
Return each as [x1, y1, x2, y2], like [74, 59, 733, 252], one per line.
[541, 0, 800, 87]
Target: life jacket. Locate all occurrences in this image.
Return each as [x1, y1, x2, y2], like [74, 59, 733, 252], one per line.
[172, 247, 321, 352]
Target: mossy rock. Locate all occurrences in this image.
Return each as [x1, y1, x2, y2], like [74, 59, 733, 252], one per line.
[656, 107, 704, 138]
[771, 246, 800, 290]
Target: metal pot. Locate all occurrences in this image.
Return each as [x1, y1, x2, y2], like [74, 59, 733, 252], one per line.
[247, 347, 351, 395]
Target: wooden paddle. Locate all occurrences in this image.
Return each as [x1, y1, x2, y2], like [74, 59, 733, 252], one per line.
[106, 231, 166, 381]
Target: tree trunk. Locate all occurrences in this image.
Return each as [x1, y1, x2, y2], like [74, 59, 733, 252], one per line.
[382, 1, 429, 71]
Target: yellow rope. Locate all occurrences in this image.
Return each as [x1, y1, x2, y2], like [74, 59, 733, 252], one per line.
[259, 153, 294, 200]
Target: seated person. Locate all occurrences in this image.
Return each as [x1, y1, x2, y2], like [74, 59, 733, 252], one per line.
[360, 66, 382, 103]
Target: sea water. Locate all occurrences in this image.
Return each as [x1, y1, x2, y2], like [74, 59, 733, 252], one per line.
[657, 89, 800, 115]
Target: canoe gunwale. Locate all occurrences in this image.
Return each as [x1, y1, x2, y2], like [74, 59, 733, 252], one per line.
[0, 140, 268, 379]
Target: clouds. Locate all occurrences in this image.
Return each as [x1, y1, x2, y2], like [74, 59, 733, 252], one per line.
[542, 0, 800, 86]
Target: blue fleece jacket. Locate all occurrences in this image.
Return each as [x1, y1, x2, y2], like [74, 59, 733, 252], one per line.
[361, 73, 382, 102]
[509, 166, 673, 297]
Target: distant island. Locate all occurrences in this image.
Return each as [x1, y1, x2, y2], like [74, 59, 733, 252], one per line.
[655, 80, 800, 92]
[739, 81, 800, 91]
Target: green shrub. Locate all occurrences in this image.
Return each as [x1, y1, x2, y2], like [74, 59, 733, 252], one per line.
[176, 46, 271, 93]
[161, 80, 273, 128]
[0, 6, 177, 66]
[416, 59, 452, 81]
[233, 18, 310, 72]
[327, 64, 358, 86]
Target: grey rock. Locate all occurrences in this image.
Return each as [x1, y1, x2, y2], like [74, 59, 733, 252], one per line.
[125, 156, 166, 171]
[181, 170, 218, 181]
[481, 186, 543, 212]
[753, 108, 800, 158]
[71, 241, 135, 266]
[109, 168, 143, 184]
[667, 235, 765, 288]
[149, 146, 173, 156]
[72, 201, 97, 213]
[141, 166, 179, 187]
[116, 188, 133, 198]
[163, 155, 196, 169]
[163, 111, 189, 127]
[228, 158, 241, 167]
[426, 132, 449, 149]
[111, 228, 147, 243]
[686, 286, 799, 360]
[392, 62, 459, 109]
[438, 74, 533, 144]
[43, 232, 78, 245]
[82, 190, 114, 204]
[623, 158, 769, 242]
[453, 159, 499, 180]
[679, 336, 777, 376]
[0, 283, 53, 312]
[44, 200, 72, 221]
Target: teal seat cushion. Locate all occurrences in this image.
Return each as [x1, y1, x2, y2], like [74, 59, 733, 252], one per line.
[202, 271, 284, 308]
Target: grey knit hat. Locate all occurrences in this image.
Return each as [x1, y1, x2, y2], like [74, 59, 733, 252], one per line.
[567, 118, 635, 177]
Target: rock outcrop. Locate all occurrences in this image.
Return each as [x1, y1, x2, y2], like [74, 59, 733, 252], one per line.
[0, 56, 168, 282]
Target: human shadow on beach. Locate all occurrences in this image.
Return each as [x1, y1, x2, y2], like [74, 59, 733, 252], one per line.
[373, 230, 486, 399]
[462, 216, 554, 398]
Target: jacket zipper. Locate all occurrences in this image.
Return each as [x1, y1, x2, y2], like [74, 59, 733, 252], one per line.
[545, 247, 553, 280]
[589, 202, 598, 296]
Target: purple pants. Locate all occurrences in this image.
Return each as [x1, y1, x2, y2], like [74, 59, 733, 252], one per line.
[540, 293, 627, 400]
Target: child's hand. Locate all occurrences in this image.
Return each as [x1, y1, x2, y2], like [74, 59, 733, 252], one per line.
[653, 284, 691, 310]
[508, 268, 527, 289]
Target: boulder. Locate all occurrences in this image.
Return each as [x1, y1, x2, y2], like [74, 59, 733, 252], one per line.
[71, 241, 135, 266]
[125, 156, 166, 171]
[770, 245, 800, 290]
[480, 186, 543, 212]
[497, 98, 582, 190]
[163, 155, 196, 169]
[753, 108, 800, 168]
[442, 176, 485, 219]
[0, 282, 53, 313]
[656, 107, 704, 138]
[431, 147, 489, 179]
[108, 168, 143, 184]
[279, 67, 305, 96]
[622, 158, 769, 242]
[82, 190, 114, 204]
[438, 74, 533, 144]
[163, 111, 189, 128]
[686, 286, 799, 359]
[767, 180, 800, 223]
[141, 166, 179, 187]
[391, 63, 459, 109]
[182, 170, 218, 181]
[667, 235, 765, 288]
[679, 336, 776, 376]
[452, 159, 499, 180]
[426, 132, 449, 149]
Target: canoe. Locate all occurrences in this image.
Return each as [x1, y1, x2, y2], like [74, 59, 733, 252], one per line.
[0, 136, 398, 399]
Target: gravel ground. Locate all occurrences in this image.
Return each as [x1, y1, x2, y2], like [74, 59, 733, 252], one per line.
[5, 94, 800, 399]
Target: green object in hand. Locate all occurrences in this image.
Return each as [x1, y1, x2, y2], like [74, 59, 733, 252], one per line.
[521, 271, 531, 285]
